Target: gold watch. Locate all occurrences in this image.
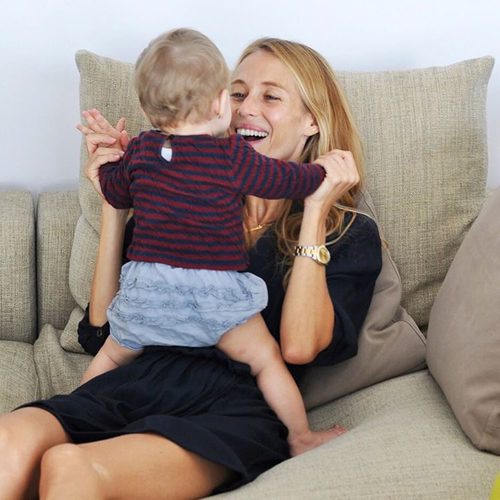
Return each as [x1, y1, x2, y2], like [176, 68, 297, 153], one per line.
[294, 244, 331, 265]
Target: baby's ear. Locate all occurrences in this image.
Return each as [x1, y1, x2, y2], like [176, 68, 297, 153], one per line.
[213, 89, 229, 118]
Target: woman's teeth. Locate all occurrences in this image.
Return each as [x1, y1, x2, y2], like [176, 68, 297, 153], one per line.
[236, 128, 268, 140]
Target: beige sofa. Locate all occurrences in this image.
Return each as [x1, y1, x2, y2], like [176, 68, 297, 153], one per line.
[1, 51, 499, 498]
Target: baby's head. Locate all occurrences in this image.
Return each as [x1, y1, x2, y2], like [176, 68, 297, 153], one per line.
[135, 28, 230, 130]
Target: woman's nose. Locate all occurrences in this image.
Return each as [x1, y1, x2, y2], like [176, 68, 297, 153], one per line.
[237, 95, 258, 117]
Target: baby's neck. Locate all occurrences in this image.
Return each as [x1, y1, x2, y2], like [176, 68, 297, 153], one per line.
[161, 119, 222, 137]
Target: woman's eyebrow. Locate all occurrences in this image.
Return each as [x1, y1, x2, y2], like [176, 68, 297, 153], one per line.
[230, 78, 286, 91]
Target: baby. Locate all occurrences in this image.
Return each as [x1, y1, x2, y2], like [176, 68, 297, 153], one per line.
[81, 28, 344, 456]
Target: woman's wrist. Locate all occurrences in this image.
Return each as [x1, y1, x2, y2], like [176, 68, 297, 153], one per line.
[298, 203, 328, 244]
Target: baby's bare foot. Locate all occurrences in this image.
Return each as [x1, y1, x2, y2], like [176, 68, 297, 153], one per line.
[289, 425, 347, 457]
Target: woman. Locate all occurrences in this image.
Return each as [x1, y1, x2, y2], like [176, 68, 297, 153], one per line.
[0, 38, 381, 499]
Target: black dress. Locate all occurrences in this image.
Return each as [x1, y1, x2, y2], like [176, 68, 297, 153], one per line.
[24, 212, 381, 493]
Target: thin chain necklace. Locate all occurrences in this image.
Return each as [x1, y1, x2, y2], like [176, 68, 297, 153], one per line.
[245, 221, 275, 233]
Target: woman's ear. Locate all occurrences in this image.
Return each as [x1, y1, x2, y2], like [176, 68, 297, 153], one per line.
[304, 113, 319, 137]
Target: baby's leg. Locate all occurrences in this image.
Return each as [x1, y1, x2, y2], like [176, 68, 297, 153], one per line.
[80, 336, 142, 385]
[217, 314, 346, 456]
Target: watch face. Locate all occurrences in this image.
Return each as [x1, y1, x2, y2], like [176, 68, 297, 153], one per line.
[318, 245, 331, 264]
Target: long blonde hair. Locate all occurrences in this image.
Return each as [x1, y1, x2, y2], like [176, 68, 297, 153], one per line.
[237, 38, 365, 264]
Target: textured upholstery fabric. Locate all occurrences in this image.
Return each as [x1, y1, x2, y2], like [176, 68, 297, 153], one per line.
[214, 371, 500, 499]
[301, 191, 426, 408]
[37, 192, 80, 330]
[427, 188, 500, 454]
[34, 324, 89, 399]
[0, 340, 39, 412]
[336, 58, 493, 327]
[0, 191, 36, 342]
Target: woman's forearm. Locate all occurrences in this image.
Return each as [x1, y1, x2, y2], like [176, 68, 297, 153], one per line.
[88, 202, 129, 326]
[280, 207, 334, 365]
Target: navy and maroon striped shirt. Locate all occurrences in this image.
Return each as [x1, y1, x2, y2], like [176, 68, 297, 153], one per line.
[99, 130, 325, 270]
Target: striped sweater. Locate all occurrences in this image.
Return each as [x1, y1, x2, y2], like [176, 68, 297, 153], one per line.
[99, 130, 325, 270]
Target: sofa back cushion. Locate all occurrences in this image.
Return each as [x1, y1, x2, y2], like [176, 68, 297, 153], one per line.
[336, 58, 492, 327]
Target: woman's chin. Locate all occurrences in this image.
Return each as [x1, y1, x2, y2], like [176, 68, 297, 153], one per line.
[244, 137, 267, 152]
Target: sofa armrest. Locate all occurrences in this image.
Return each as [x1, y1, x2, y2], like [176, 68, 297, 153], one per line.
[0, 191, 36, 342]
[37, 191, 80, 330]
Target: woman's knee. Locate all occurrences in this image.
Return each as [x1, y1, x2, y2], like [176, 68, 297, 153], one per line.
[41, 444, 95, 482]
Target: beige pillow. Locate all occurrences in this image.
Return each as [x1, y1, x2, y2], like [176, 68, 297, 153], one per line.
[426, 188, 500, 454]
[337, 57, 493, 328]
[300, 191, 426, 409]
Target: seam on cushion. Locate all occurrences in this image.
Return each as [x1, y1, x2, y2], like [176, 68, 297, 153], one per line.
[480, 403, 500, 451]
[398, 317, 427, 345]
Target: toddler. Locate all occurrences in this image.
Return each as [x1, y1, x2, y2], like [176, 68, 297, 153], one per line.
[82, 28, 344, 456]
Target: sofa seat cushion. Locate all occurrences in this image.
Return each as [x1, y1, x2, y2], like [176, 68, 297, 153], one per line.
[214, 370, 500, 499]
[0, 340, 39, 412]
[34, 324, 90, 399]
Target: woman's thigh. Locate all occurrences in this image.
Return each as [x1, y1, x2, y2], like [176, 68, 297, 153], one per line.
[0, 407, 70, 498]
[76, 433, 234, 499]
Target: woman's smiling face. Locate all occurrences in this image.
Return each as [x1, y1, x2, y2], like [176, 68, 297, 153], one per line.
[230, 50, 318, 162]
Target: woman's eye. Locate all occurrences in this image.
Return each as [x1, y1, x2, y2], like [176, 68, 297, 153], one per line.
[264, 94, 280, 101]
[230, 92, 245, 101]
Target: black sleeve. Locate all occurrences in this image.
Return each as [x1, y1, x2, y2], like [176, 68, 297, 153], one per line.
[309, 213, 382, 366]
[77, 304, 110, 355]
[77, 217, 135, 355]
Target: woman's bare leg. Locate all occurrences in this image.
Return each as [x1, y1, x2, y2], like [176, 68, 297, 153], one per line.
[0, 407, 70, 499]
[39, 433, 234, 500]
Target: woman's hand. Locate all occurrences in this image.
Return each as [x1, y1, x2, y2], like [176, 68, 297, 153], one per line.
[85, 145, 123, 198]
[77, 109, 128, 198]
[77, 109, 130, 155]
[307, 150, 360, 215]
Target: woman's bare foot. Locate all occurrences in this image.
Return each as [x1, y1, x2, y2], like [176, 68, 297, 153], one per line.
[288, 425, 347, 456]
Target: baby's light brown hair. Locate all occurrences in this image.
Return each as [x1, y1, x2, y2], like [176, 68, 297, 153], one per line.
[135, 28, 230, 129]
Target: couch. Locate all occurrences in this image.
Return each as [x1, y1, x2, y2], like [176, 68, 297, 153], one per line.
[0, 50, 499, 499]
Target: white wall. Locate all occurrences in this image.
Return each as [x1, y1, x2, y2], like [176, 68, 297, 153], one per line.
[1, 0, 499, 193]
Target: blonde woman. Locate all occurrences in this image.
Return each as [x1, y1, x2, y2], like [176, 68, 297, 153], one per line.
[0, 37, 381, 498]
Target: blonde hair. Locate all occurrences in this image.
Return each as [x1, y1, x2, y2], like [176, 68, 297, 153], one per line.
[237, 38, 365, 265]
[135, 28, 230, 129]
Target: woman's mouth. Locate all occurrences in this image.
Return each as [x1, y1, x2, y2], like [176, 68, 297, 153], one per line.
[236, 128, 269, 142]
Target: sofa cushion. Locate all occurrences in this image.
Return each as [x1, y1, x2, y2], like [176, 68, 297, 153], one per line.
[0, 340, 39, 412]
[337, 57, 493, 328]
[300, 191, 426, 408]
[0, 191, 36, 343]
[35, 324, 89, 399]
[213, 371, 500, 499]
[426, 188, 500, 455]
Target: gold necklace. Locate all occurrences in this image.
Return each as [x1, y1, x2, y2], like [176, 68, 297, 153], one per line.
[245, 221, 275, 233]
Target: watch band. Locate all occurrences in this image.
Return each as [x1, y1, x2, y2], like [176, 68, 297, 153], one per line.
[293, 244, 331, 265]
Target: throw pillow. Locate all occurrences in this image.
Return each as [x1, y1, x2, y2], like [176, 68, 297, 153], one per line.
[300, 191, 426, 409]
[336, 57, 493, 328]
[426, 188, 500, 455]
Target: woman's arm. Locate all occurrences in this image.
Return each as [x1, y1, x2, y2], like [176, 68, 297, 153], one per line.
[88, 202, 129, 325]
[280, 150, 360, 364]
[77, 110, 130, 325]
